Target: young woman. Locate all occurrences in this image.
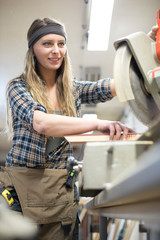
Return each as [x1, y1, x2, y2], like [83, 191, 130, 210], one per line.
[1, 18, 158, 240]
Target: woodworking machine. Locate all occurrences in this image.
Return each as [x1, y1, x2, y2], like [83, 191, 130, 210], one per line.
[79, 10, 160, 196]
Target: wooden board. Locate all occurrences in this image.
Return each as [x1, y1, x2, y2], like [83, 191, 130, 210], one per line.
[65, 133, 141, 144]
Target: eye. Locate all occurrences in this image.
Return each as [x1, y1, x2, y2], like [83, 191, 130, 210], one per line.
[42, 42, 52, 47]
[58, 42, 65, 47]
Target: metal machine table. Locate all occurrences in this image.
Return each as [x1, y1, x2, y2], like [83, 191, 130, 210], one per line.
[84, 140, 160, 240]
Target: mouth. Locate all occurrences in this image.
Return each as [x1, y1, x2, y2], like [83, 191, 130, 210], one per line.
[48, 58, 60, 63]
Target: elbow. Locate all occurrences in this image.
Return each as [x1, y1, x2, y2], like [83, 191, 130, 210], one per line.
[34, 121, 46, 135]
[33, 111, 46, 135]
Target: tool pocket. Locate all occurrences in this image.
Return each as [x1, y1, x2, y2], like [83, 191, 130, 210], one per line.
[25, 169, 70, 207]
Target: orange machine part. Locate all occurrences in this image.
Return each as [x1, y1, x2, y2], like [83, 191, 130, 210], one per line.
[152, 66, 160, 79]
[156, 9, 160, 61]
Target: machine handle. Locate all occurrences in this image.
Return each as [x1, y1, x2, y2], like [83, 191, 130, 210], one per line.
[156, 9, 160, 61]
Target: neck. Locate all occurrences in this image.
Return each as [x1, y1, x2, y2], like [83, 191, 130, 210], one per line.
[38, 67, 57, 87]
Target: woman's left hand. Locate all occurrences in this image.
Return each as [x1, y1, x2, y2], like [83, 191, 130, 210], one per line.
[148, 25, 158, 41]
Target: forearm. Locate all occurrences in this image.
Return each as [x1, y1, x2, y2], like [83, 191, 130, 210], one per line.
[33, 110, 98, 137]
[33, 110, 135, 140]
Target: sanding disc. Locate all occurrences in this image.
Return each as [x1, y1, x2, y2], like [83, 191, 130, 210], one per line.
[114, 43, 160, 126]
[128, 57, 160, 126]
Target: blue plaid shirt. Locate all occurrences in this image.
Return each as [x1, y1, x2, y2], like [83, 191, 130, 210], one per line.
[6, 78, 113, 169]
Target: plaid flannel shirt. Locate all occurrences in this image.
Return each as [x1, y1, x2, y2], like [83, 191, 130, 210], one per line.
[6, 77, 113, 169]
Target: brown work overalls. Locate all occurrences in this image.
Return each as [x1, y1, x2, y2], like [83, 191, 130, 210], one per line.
[0, 167, 78, 240]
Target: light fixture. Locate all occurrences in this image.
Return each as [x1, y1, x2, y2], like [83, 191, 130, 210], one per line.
[87, 0, 114, 51]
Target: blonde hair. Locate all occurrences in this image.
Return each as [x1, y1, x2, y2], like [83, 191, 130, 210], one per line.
[6, 18, 76, 137]
[24, 17, 76, 116]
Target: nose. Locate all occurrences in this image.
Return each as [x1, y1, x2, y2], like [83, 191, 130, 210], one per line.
[52, 44, 59, 54]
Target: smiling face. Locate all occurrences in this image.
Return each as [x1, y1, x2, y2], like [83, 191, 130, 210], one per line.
[33, 33, 66, 76]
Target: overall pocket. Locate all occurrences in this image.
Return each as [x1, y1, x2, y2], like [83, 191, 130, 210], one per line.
[5, 167, 77, 224]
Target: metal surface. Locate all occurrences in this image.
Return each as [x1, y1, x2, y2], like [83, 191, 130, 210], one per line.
[85, 140, 160, 209]
[114, 32, 160, 126]
[84, 140, 160, 232]
[128, 58, 160, 126]
[87, 201, 160, 226]
[99, 217, 107, 240]
[139, 117, 160, 142]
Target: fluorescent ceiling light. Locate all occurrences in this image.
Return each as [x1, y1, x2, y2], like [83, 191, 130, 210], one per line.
[87, 0, 114, 51]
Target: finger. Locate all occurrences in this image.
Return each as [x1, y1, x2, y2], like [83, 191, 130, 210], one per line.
[152, 25, 158, 32]
[119, 123, 136, 134]
[109, 124, 116, 140]
[148, 26, 158, 41]
[122, 127, 129, 140]
[115, 123, 122, 140]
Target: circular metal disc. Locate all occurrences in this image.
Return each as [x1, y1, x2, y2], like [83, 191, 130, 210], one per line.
[128, 58, 160, 126]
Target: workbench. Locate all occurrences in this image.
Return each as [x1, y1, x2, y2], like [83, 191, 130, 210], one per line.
[84, 139, 160, 240]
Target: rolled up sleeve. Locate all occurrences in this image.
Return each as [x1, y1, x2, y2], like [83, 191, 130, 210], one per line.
[7, 79, 46, 129]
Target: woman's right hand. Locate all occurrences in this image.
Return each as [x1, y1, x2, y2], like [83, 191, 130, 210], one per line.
[33, 110, 135, 139]
[96, 119, 135, 140]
